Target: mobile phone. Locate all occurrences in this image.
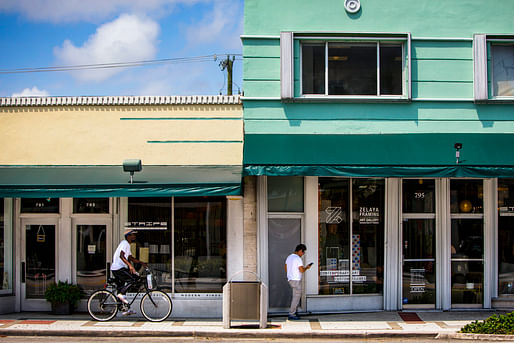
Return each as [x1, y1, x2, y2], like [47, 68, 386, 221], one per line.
[307, 262, 314, 267]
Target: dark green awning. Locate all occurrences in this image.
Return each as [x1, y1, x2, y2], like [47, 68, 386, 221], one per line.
[0, 165, 242, 198]
[244, 133, 514, 177]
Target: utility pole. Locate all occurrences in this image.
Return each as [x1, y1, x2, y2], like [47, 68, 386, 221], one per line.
[219, 55, 235, 95]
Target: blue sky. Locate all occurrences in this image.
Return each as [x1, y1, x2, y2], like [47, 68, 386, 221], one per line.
[0, 0, 243, 97]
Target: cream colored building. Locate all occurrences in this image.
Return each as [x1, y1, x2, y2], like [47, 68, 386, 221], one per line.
[0, 95, 245, 317]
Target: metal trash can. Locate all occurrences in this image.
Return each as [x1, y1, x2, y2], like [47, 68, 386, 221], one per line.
[223, 272, 268, 329]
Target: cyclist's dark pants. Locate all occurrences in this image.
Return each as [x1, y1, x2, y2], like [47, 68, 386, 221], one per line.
[112, 268, 138, 294]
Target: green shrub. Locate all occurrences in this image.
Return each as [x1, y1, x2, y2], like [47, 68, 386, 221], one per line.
[44, 281, 81, 306]
[460, 312, 514, 335]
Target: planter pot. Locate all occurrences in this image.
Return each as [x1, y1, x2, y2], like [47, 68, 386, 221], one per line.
[51, 302, 74, 315]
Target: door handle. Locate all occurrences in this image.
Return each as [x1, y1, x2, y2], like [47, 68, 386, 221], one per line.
[21, 262, 25, 283]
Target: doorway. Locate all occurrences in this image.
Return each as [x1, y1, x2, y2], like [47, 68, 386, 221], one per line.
[21, 218, 58, 311]
[401, 179, 436, 309]
[267, 217, 302, 311]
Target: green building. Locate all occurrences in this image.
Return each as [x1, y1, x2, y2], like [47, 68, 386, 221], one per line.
[242, 0, 514, 312]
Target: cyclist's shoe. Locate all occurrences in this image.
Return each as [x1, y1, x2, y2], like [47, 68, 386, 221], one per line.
[122, 309, 136, 316]
[117, 293, 129, 304]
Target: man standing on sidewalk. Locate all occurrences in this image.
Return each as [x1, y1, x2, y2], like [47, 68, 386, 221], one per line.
[285, 244, 312, 320]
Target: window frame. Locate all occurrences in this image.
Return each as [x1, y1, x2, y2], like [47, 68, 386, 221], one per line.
[474, 34, 514, 102]
[287, 33, 411, 101]
[489, 39, 514, 100]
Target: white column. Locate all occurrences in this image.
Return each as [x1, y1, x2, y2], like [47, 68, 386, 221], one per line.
[438, 178, 451, 311]
[384, 178, 400, 311]
[483, 178, 497, 308]
[304, 176, 319, 296]
[227, 195, 244, 282]
[58, 198, 73, 283]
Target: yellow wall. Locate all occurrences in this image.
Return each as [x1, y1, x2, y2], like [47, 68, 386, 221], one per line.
[0, 104, 242, 166]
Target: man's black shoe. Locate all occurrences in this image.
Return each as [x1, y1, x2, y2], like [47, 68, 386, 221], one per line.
[288, 314, 300, 320]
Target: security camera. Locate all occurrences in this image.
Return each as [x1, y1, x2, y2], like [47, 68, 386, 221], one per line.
[123, 159, 142, 173]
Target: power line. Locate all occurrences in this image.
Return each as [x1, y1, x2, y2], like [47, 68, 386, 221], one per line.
[0, 54, 242, 74]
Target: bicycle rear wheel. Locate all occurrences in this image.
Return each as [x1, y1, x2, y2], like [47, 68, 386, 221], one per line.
[140, 290, 172, 322]
[87, 290, 118, 321]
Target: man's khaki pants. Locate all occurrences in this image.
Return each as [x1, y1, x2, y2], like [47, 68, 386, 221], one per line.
[288, 280, 302, 315]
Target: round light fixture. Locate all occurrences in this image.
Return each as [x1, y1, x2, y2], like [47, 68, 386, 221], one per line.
[459, 200, 473, 213]
[344, 0, 361, 13]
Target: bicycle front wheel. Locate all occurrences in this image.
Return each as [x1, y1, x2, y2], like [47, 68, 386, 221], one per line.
[140, 290, 172, 322]
[87, 290, 118, 321]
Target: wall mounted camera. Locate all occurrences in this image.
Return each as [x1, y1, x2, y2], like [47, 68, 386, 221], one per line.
[123, 159, 142, 184]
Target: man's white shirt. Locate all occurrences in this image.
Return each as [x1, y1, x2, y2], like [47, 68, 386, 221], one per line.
[111, 240, 131, 271]
[285, 253, 303, 281]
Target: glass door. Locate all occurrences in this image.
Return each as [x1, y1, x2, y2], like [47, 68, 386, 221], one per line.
[401, 179, 436, 309]
[21, 219, 57, 311]
[73, 223, 110, 298]
[450, 180, 484, 308]
[268, 217, 302, 311]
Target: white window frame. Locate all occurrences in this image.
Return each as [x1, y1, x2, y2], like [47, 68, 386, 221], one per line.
[279, 32, 411, 101]
[474, 34, 514, 102]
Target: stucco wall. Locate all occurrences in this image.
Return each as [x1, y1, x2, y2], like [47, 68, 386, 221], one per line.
[0, 104, 242, 166]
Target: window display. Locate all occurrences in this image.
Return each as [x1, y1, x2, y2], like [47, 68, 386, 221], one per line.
[0, 199, 13, 294]
[127, 197, 227, 294]
[318, 178, 384, 295]
[498, 179, 514, 295]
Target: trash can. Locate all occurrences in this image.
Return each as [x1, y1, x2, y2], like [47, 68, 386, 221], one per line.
[223, 272, 268, 329]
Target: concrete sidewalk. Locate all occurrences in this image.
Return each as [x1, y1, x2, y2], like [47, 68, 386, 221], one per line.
[1, 310, 513, 341]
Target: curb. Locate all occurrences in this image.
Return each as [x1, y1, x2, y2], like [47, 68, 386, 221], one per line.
[0, 329, 438, 339]
[438, 333, 514, 341]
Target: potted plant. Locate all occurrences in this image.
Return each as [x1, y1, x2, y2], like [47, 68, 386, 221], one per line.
[44, 281, 81, 315]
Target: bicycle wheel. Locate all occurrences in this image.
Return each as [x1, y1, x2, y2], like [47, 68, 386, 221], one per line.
[87, 290, 118, 321]
[140, 290, 172, 322]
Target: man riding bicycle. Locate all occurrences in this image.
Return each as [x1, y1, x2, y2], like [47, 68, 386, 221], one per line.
[111, 228, 147, 315]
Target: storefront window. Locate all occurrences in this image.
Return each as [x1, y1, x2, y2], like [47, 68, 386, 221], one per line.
[128, 198, 172, 292]
[403, 179, 435, 213]
[76, 225, 106, 297]
[174, 197, 226, 293]
[21, 198, 59, 213]
[498, 179, 514, 295]
[352, 179, 385, 294]
[73, 198, 109, 214]
[450, 180, 483, 214]
[1, 199, 13, 294]
[318, 178, 384, 295]
[268, 176, 304, 212]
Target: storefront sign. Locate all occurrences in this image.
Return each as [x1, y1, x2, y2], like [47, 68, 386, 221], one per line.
[500, 206, 514, 216]
[409, 268, 426, 293]
[320, 270, 360, 276]
[325, 207, 343, 224]
[359, 207, 380, 225]
[124, 222, 168, 230]
[334, 276, 367, 282]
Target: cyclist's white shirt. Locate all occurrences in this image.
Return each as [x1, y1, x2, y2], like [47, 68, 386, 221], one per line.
[111, 239, 131, 271]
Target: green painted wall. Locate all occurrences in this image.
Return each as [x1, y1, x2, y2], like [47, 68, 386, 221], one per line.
[244, 0, 514, 37]
[243, 0, 514, 138]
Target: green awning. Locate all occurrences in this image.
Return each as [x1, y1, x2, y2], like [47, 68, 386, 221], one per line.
[244, 133, 514, 177]
[0, 165, 242, 198]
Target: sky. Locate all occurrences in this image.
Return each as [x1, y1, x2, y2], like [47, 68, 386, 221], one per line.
[0, 0, 244, 97]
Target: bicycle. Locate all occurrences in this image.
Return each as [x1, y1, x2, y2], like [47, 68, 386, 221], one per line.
[87, 266, 172, 322]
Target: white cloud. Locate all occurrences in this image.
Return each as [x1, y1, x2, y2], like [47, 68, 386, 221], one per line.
[54, 14, 160, 82]
[186, 0, 243, 50]
[12, 87, 49, 97]
[0, 0, 205, 23]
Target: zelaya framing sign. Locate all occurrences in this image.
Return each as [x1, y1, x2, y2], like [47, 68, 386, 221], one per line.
[359, 207, 379, 225]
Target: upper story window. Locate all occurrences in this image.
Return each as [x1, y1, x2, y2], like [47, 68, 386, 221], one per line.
[280, 32, 411, 101]
[302, 42, 403, 96]
[491, 43, 514, 97]
[474, 34, 514, 101]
